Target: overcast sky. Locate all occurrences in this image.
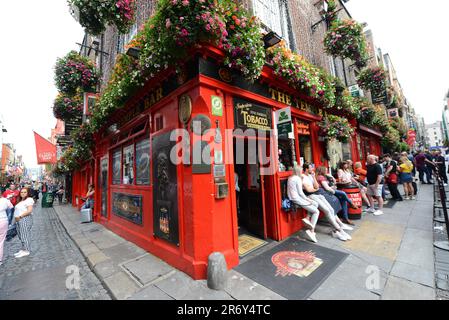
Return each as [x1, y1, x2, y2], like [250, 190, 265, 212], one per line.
[0, 1, 84, 168]
[1, 1, 448, 168]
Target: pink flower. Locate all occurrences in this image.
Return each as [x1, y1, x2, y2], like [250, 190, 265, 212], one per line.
[166, 18, 172, 28]
[182, 0, 189, 6]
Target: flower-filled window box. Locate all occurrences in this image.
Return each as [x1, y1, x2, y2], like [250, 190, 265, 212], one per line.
[55, 51, 99, 96]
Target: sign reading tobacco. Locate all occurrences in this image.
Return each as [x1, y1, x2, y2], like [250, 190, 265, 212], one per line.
[234, 98, 272, 131]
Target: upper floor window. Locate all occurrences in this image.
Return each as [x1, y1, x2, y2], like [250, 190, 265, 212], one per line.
[116, 22, 139, 54]
[253, 0, 295, 50]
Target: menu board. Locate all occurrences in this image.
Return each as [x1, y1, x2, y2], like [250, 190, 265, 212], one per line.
[136, 139, 151, 185]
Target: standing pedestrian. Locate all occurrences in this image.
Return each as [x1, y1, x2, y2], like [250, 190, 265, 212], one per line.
[0, 196, 13, 266]
[425, 150, 435, 183]
[415, 150, 431, 184]
[2, 183, 19, 225]
[366, 155, 384, 216]
[13, 188, 35, 258]
[434, 150, 448, 185]
[383, 154, 403, 201]
[399, 156, 415, 200]
[56, 184, 65, 205]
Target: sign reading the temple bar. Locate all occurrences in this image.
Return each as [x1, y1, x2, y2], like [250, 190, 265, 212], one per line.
[112, 193, 143, 225]
[234, 98, 272, 131]
[152, 132, 179, 246]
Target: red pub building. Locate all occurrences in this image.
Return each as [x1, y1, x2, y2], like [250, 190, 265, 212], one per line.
[70, 44, 382, 280]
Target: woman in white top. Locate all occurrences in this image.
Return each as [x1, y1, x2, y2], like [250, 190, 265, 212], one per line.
[0, 196, 13, 265]
[14, 188, 35, 258]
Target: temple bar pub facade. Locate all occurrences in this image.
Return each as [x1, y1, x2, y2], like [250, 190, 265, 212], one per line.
[70, 44, 382, 280]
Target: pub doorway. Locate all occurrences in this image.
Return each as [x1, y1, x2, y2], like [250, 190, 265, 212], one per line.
[233, 135, 273, 240]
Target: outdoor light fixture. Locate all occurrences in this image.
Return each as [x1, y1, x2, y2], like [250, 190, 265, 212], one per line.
[126, 46, 141, 59]
[263, 31, 282, 49]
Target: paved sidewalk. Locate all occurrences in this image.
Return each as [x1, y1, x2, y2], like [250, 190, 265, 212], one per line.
[54, 205, 285, 300]
[53, 183, 437, 300]
[308, 183, 436, 300]
[0, 203, 110, 300]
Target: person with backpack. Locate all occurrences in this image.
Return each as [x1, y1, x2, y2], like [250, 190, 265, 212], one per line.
[383, 154, 403, 201]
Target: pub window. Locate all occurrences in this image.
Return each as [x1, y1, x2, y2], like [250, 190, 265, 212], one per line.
[277, 137, 295, 172]
[135, 138, 151, 185]
[123, 144, 135, 185]
[297, 120, 313, 165]
[253, 0, 295, 50]
[112, 149, 122, 185]
[342, 142, 352, 161]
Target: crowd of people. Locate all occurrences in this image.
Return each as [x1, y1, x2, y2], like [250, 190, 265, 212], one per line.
[0, 180, 66, 266]
[287, 149, 445, 244]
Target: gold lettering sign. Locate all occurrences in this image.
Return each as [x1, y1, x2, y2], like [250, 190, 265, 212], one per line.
[235, 101, 272, 131]
[118, 87, 164, 128]
[268, 87, 317, 115]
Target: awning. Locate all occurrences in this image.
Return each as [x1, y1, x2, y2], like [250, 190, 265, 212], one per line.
[358, 124, 382, 138]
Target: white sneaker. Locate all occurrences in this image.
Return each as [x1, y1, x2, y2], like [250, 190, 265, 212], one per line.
[15, 251, 30, 258]
[304, 230, 318, 243]
[411, 196, 416, 200]
[14, 250, 24, 257]
[332, 230, 347, 241]
[340, 230, 352, 240]
[340, 224, 354, 231]
[302, 218, 314, 230]
[373, 210, 384, 216]
[367, 208, 376, 213]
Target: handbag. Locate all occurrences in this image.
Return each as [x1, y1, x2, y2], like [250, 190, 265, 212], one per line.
[387, 173, 398, 184]
[6, 224, 17, 242]
[282, 198, 292, 212]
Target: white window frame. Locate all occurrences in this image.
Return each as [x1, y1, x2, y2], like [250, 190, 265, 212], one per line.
[117, 22, 139, 54]
[253, 0, 293, 50]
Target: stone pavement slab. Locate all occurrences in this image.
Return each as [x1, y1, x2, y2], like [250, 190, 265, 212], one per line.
[382, 276, 435, 300]
[103, 271, 140, 300]
[224, 271, 286, 300]
[153, 271, 234, 300]
[120, 254, 174, 286]
[128, 285, 175, 300]
[390, 261, 434, 288]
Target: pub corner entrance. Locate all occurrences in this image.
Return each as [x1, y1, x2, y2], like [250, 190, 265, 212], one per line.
[233, 134, 275, 241]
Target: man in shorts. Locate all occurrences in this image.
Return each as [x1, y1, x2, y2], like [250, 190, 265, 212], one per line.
[366, 155, 384, 216]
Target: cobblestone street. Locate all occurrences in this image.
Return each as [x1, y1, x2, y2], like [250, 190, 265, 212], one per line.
[0, 202, 111, 300]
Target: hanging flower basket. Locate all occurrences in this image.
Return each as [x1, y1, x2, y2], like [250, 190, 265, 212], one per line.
[267, 42, 327, 100]
[324, 19, 369, 67]
[318, 115, 355, 143]
[68, 0, 137, 35]
[53, 94, 83, 121]
[55, 51, 99, 96]
[357, 67, 387, 97]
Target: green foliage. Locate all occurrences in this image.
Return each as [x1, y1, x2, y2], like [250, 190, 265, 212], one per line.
[324, 19, 369, 68]
[54, 51, 99, 96]
[69, 0, 137, 35]
[318, 115, 355, 143]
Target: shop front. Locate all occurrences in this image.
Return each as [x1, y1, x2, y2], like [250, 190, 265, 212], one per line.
[76, 46, 334, 280]
[355, 124, 383, 165]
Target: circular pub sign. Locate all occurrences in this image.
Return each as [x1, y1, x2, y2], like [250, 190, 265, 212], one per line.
[271, 251, 323, 278]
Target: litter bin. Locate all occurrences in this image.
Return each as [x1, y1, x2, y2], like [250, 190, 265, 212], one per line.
[41, 192, 54, 208]
[338, 185, 363, 220]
